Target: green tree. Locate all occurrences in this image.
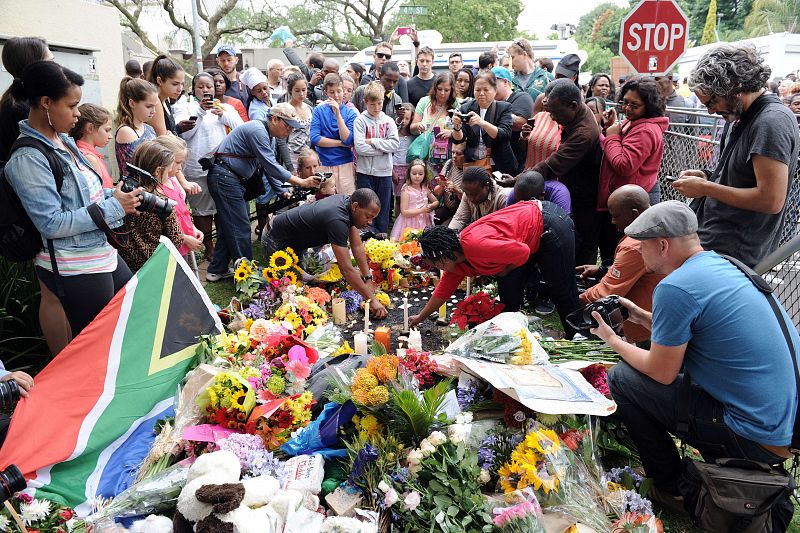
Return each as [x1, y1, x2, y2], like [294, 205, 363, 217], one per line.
[701, 0, 718, 44]
[409, 0, 523, 42]
[744, 0, 800, 36]
[676, 0, 753, 43]
[582, 43, 615, 74]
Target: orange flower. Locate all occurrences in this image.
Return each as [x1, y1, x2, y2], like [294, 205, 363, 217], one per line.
[367, 355, 399, 383]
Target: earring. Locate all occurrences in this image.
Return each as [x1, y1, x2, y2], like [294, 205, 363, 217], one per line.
[46, 108, 53, 128]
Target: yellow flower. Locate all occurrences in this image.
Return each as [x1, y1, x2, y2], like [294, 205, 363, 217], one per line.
[524, 429, 561, 456]
[333, 341, 354, 356]
[367, 355, 398, 383]
[352, 368, 379, 391]
[269, 250, 294, 272]
[319, 264, 342, 282]
[230, 389, 247, 412]
[359, 414, 383, 436]
[498, 463, 518, 493]
[286, 247, 300, 265]
[283, 270, 298, 284]
[233, 265, 249, 282]
[352, 387, 371, 405]
[367, 385, 389, 405]
[374, 291, 391, 308]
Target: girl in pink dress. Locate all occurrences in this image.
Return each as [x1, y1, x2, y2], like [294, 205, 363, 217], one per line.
[390, 159, 439, 240]
[154, 136, 204, 256]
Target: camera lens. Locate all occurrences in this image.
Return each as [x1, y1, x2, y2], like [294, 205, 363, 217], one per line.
[137, 191, 174, 218]
[0, 465, 26, 503]
[0, 381, 19, 415]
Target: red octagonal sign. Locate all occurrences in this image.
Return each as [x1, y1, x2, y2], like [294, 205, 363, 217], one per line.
[619, 0, 689, 76]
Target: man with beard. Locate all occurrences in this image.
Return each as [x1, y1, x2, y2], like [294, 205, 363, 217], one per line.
[673, 44, 799, 268]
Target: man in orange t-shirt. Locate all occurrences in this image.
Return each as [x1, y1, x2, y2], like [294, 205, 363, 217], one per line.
[576, 185, 663, 343]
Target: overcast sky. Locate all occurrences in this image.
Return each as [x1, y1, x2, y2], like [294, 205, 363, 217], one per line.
[518, 0, 630, 38]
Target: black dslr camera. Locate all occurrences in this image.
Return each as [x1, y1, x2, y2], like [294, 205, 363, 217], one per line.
[314, 171, 334, 184]
[566, 295, 629, 332]
[123, 163, 175, 218]
[0, 380, 19, 415]
[0, 465, 25, 503]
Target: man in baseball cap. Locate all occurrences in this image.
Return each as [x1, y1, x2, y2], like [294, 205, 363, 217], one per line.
[215, 44, 249, 102]
[590, 199, 799, 514]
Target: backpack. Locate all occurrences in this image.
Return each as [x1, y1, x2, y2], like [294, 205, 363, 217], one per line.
[0, 137, 65, 262]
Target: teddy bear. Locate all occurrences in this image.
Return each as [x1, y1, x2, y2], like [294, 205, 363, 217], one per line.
[173, 450, 309, 533]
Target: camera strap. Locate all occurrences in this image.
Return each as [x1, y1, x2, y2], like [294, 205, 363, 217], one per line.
[87, 203, 130, 249]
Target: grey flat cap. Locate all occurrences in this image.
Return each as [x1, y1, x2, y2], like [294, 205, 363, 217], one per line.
[624, 200, 698, 240]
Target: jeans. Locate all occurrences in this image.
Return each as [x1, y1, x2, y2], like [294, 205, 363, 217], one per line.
[207, 165, 252, 275]
[36, 257, 132, 337]
[356, 173, 392, 234]
[497, 202, 583, 338]
[609, 361, 785, 494]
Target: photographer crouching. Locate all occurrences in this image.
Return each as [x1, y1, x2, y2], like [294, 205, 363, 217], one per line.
[591, 200, 799, 522]
[205, 103, 322, 282]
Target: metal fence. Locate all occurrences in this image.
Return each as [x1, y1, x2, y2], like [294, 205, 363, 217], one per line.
[657, 107, 800, 328]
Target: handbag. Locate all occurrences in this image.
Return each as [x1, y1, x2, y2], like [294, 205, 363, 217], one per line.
[407, 130, 432, 163]
[676, 254, 798, 532]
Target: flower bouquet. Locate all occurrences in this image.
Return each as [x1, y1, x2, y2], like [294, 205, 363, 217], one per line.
[492, 500, 545, 533]
[272, 295, 328, 338]
[450, 291, 505, 330]
[445, 312, 549, 365]
[195, 371, 257, 430]
[0, 494, 77, 533]
[248, 391, 315, 450]
[264, 247, 303, 284]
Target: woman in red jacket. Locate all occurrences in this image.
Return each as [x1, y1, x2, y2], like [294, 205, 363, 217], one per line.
[597, 75, 669, 261]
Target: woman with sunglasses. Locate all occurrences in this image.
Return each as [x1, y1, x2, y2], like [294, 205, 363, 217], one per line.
[596, 75, 669, 260]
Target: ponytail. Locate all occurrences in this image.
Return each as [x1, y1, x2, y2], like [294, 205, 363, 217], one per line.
[147, 54, 184, 88]
[116, 77, 158, 130]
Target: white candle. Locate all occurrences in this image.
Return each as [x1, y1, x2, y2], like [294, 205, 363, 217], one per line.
[354, 332, 368, 355]
[466, 277, 472, 296]
[364, 299, 370, 332]
[403, 296, 409, 331]
[332, 298, 346, 325]
[408, 329, 422, 351]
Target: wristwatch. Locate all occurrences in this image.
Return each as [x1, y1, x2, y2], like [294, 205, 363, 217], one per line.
[362, 274, 373, 282]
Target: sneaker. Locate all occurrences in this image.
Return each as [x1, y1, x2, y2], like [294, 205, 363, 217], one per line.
[649, 485, 688, 517]
[206, 269, 234, 282]
[535, 300, 555, 315]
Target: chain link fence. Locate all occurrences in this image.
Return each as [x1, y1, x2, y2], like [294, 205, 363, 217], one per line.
[658, 107, 800, 328]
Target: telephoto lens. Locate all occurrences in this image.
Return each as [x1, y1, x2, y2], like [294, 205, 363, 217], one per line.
[0, 465, 26, 503]
[0, 380, 19, 415]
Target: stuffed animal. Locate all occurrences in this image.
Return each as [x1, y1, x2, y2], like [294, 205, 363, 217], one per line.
[173, 450, 300, 533]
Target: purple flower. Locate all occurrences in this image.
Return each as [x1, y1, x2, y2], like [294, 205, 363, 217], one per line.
[456, 379, 491, 410]
[608, 466, 644, 488]
[622, 489, 653, 515]
[341, 290, 364, 314]
[245, 449, 288, 484]
[349, 443, 379, 484]
[218, 433, 265, 468]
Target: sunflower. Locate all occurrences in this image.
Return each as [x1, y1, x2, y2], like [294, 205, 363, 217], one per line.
[233, 265, 249, 282]
[283, 270, 298, 284]
[285, 247, 300, 265]
[230, 389, 247, 411]
[269, 250, 293, 272]
[262, 267, 276, 280]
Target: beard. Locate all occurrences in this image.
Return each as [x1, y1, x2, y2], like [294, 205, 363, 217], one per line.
[720, 95, 744, 123]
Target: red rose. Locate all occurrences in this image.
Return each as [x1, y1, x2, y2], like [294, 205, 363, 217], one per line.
[59, 508, 74, 521]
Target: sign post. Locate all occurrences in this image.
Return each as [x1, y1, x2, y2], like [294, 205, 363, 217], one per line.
[619, 0, 689, 76]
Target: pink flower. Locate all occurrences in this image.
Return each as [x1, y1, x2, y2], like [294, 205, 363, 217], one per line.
[287, 345, 309, 365]
[404, 490, 421, 511]
[16, 493, 32, 503]
[384, 487, 399, 507]
[249, 319, 272, 343]
[286, 359, 310, 380]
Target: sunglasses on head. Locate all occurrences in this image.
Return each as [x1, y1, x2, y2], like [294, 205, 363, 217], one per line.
[375, 52, 392, 59]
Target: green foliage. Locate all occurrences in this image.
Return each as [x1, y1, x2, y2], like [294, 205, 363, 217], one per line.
[701, 0, 719, 45]
[408, 0, 523, 42]
[676, 0, 753, 43]
[744, 0, 800, 36]
[393, 441, 493, 533]
[0, 258, 48, 372]
[344, 431, 405, 510]
[582, 44, 616, 76]
[378, 378, 451, 447]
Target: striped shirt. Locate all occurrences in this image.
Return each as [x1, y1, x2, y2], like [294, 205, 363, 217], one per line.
[36, 162, 117, 275]
[524, 112, 562, 170]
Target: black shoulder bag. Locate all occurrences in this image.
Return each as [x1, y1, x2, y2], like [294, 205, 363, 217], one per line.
[677, 254, 797, 532]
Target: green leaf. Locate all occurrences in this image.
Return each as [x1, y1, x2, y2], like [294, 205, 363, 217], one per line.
[639, 477, 654, 498]
[433, 494, 452, 508]
[447, 505, 459, 517]
[429, 480, 446, 492]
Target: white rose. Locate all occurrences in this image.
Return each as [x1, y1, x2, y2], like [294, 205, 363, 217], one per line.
[407, 449, 424, 466]
[448, 423, 470, 444]
[378, 480, 391, 493]
[419, 439, 436, 457]
[428, 431, 447, 446]
[479, 469, 491, 485]
[384, 487, 399, 507]
[456, 411, 473, 424]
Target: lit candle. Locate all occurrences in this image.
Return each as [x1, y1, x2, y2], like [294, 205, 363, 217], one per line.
[402, 294, 409, 331]
[408, 329, 422, 351]
[364, 299, 371, 332]
[354, 332, 368, 355]
[375, 326, 391, 353]
[332, 298, 346, 325]
[466, 277, 472, 296]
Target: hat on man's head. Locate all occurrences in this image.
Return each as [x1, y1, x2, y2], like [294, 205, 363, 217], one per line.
[216, 44, 238, 57]
[239, 67, 267, 90]
[555, 54, 581, 78]
[266, 102, 303, 129]
[491, 66, 513, 82]
[624, 200, 698, 240]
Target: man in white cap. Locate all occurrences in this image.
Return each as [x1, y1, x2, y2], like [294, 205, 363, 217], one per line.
[591, 200, 798, 513]
[205, 103, 320, 282]
[216, 44, 249, 102]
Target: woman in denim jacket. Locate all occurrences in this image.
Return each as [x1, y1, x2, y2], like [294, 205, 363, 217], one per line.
[5, 61, 142, 336]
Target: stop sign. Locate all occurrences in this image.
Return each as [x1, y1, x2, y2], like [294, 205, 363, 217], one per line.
[619, 0, 689, 75]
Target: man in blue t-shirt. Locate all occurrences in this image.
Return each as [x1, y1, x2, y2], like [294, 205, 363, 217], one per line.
[590, 200, 798, 511]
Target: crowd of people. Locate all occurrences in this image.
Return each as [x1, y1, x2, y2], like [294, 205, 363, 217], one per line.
[1, 32, 800, 510]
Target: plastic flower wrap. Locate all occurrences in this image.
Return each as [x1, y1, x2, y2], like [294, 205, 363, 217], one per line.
[498, 427, 611, 532]
[446, 312, 549, 365]
[196, 371, 257, 430]
[251, 391, 315, 450]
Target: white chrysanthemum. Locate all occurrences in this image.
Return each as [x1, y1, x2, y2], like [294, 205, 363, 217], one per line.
[0, 514, 10, 531]
[20, 499, 51, 524]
